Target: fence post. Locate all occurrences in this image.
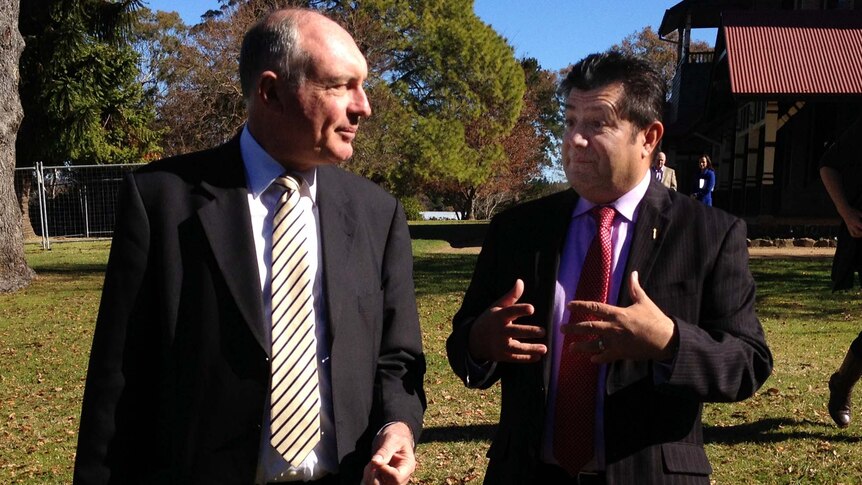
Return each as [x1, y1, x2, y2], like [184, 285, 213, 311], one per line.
[82, 182, 90, 238]
[35, 161, 51, 250]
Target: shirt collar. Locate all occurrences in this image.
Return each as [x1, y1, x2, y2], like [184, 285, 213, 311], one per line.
[240, 125, 317, 202]
[572, 170, 651, 223]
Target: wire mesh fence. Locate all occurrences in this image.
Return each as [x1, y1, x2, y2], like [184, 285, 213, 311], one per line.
[14, 162, 145, 249]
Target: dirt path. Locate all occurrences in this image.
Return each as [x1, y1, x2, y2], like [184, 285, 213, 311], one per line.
[748, 246, 835, 259]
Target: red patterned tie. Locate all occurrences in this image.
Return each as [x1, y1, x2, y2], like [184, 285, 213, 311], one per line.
[553, 205, 616, 476]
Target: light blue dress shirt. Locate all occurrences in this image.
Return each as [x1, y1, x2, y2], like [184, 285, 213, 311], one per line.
[239, 127, 338, 483]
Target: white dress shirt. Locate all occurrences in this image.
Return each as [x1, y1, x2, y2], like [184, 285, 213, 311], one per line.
[240, 127, 338, 483]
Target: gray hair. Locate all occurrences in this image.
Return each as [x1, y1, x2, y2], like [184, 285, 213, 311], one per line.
[239, 10, 311, 99]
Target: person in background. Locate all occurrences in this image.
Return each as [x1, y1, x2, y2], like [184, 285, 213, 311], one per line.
[447, 51, 772, 484]
[692, 154, 715, 206]
[73, 8, 425, 485]
[652, 151, 677, 190]
[819, 114, 862, 428]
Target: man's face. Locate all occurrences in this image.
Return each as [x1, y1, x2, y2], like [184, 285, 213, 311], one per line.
[562, 82, 652, 204]
[656, 153, 666, 169]
[277, 18, 372, 170]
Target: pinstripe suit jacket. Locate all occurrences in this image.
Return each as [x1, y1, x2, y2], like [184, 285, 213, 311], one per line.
[447, 178, 772, 484]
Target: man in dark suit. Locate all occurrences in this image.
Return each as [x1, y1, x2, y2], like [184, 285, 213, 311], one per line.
[447, 52, 772, 484]
[74, 8, 425, 485]
[820, 114, 862, 427]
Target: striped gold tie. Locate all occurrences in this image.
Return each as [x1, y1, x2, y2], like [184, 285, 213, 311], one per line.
[270, 175, 321, 467]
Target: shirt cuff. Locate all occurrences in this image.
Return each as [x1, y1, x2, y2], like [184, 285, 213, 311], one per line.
[465, 353, 497, 388]
[376, 422, 415, 450]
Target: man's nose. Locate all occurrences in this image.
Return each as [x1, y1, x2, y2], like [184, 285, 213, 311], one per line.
[351, 86, 372, 118]
[566, 130, 588, 147]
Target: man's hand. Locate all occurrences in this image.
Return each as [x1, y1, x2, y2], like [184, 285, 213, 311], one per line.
[468, 279, 547, 364]
[362, 422, 415, 485]
[839, 206, 862, 238]
[562, 271, 677, 364]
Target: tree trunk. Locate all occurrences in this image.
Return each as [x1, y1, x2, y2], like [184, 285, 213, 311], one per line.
[0, 0, 33, 293]
[14, 171, 37, 240]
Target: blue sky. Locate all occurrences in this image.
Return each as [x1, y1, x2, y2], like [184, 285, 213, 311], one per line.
[142, 0, 717, 72]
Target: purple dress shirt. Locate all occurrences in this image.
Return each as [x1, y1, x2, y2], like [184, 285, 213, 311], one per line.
[540, 172, 651, 469]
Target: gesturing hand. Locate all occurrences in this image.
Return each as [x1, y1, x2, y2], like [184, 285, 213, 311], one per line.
[562, 271, 677, 364]
[362, 422, 415, 485]
[468, 279, 547, 364]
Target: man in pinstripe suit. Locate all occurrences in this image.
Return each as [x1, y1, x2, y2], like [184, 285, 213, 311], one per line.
[447, 52, 772, 484]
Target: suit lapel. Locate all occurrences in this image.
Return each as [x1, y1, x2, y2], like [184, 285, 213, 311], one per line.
[607, 180, 671, 394]
[196, 139, 268, 353]
[315, 166, 356, 342]
[617, 180, 671, 306]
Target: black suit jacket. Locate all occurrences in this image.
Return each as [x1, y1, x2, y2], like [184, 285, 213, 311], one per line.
[74, 138, 426, 484]
[447, 179, 772, 484]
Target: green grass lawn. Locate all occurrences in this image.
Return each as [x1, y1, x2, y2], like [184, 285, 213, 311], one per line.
[1, 240, 861, 484]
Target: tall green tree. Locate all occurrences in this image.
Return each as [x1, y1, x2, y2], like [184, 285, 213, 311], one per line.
[17, 0, 160, 167]
[473, 58, 562, 219]
[347, 0, 526, 219]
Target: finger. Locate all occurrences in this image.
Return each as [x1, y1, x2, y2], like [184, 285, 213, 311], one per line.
[362, 462, 378, 485]
[494, 278, 525, 309]
[505, 322, 546, 339]
[372, 439, 399, 465]
[502, 351, 545, 363]
[561, 319, 613, 334]
[566, 300, 618, 321]
[628, 270, 645, 303]
[506, 340, 547, 356]
[493, 303, 535, 322]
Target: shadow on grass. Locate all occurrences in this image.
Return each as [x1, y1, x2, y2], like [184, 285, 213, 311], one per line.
[414, 254, 478, 296]
[704, 417, 862, 445]
[419, 423, 497, 444]
[31, 264, 107, 275]
[409, 223, 488, 248]
[420, 419, 862, 446]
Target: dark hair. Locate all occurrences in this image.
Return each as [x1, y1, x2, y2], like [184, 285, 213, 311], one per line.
[559, 51, 665, 130]
[239, 9, 311, 99]
[699, 154, 714, 170]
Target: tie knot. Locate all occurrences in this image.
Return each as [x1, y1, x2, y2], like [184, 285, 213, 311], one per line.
[275, 174, 302, 194]
[590, 205, 616, 229]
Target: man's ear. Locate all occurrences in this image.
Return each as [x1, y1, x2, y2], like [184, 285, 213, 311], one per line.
[256, 70, 282, 111]
[642, 121, 664, 158]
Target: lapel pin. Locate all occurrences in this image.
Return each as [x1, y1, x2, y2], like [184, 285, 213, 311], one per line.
[652, 228, 657, 240]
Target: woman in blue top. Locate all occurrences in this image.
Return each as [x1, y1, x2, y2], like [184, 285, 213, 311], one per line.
[693, 154, 716, 206]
